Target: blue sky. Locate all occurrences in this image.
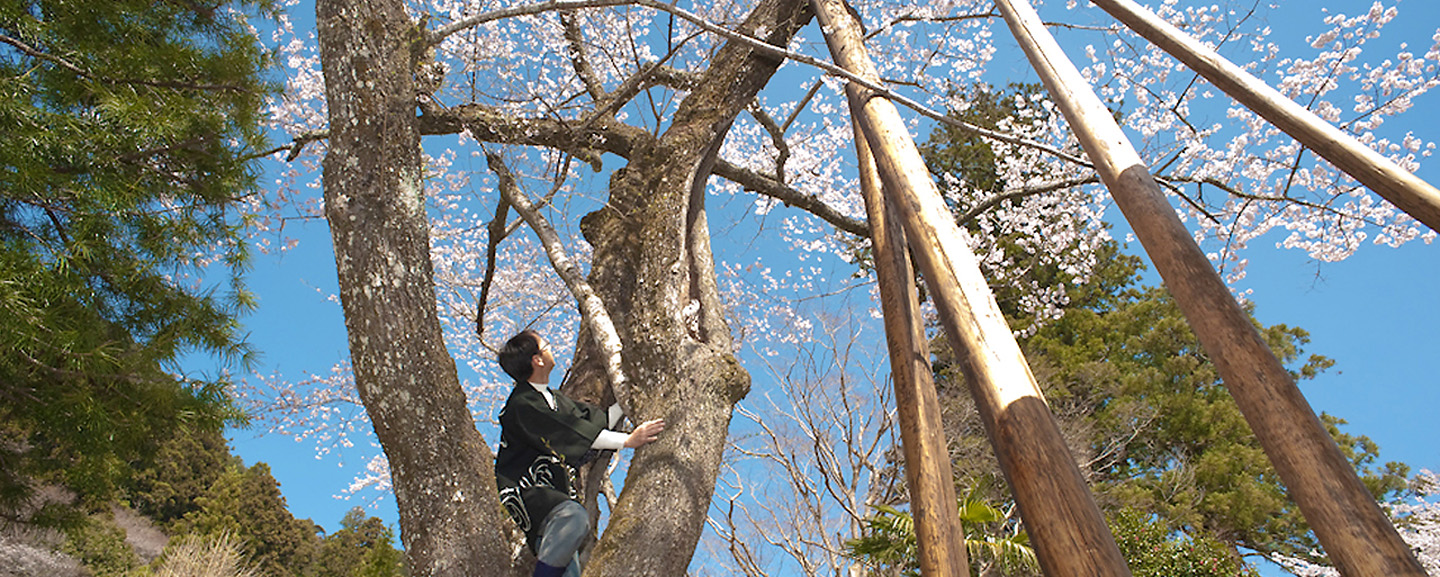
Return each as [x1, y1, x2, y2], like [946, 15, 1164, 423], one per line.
[221, 0, 1439, 572]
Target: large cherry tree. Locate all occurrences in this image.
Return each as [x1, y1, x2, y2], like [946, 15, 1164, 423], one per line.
[248, 0, 1439, 574]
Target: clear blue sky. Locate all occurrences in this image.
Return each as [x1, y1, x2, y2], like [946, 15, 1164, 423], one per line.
[222, 2, 1439, 573]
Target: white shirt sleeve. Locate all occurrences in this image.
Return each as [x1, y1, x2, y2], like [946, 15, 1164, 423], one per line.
[591, 429, 628, 451]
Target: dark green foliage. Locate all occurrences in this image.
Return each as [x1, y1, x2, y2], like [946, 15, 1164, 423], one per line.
[0, 0, 271, 519]
[125, 426, 234, 526]
[1109, 509, 1256, 577]
[174, 462, 321, 577]
[921, 82, 1050, 200]
[313, 507, 408, 577]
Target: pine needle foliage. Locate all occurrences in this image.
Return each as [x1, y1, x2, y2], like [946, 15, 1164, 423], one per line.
[0, 0, 273, 519]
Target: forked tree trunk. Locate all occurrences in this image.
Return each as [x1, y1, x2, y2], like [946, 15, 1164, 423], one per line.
[572, 1, 813, 575]
[316, 1, 521, 575]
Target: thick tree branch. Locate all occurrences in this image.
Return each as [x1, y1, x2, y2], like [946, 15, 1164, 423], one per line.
[420, 104, 650, 167]
[486, 152, 631, 402]
[560, 10, 608, 102]
[712, 160, 869, 238]
[473, 191, 512, 339]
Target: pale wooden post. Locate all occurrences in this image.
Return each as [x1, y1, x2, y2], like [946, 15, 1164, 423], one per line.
[1089, 0, 1440, 232]
[994, 0, 1427, 574]
[854, 114, 970, 577]
[814, 1, 1134, 575]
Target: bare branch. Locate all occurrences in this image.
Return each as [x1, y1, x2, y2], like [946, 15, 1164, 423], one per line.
[249, 129, 330, 162]
[955, 175, 1100, 226]
[748, 102, 791, 182]
[473, 190, 512, 339]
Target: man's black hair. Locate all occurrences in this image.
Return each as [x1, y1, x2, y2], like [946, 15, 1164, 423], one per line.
[499, 330, 541, 382]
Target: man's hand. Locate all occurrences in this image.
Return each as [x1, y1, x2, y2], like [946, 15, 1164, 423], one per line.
[624, 419, 666, 448]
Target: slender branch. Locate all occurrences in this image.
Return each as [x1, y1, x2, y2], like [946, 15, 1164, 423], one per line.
[429, 0, 635, 45]
[1161, 174, 1398, 229]
[486, 152, 631, 402]
[249, 129, 330, 162]
[581, 35, 701, 127]
[955, 175, 1100, 226]
[781, 79, 824, 133]
[748, 102, 790, 182]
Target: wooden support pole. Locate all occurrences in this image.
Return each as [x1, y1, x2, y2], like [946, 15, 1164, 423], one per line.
[814, 1, 1133, 575]
[854, 113, 970, 577]
[994, 1, 1428, 574]
[1089, 0, 1440, 232]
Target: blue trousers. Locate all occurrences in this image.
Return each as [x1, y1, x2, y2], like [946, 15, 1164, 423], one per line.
[534, 501, 586, 577]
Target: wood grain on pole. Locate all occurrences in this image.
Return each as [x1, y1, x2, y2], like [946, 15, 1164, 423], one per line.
[813, 1, 1133, 575]
[996, 0, 1427, 574]
[855, 117, 970, 577]
[1089, 0, 1440, 232]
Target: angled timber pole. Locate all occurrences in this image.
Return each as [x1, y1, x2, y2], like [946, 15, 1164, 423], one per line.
[993, 0, 1428, 575]
[1089, 0, 1440, 232]
[813, 1, 1133, 575]
[854, 114, 970, 577]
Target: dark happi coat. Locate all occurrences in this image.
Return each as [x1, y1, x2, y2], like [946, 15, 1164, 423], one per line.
[494, 382, 609, 550]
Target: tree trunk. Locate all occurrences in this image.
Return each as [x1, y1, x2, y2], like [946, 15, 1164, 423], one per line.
[571, 1, 812, 575]
[315, 1, 520, 575]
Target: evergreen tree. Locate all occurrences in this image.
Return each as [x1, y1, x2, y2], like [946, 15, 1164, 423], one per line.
[313, 507, 407, 577]
[125, 426, 234, 526]
[842, 89, 1424, 573]
[0, 0, 272, 517]
[928, 247, 1412, 566]
[174, 462, 320, 577]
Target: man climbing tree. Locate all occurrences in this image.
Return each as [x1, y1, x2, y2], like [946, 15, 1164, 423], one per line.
[494, 330, 664, 577]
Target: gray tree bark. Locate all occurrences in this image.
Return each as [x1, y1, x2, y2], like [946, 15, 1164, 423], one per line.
[315, 1, 522, 575]
[316, 0, 811, 574]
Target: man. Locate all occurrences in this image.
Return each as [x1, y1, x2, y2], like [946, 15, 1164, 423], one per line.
[494, 330, 665, 577]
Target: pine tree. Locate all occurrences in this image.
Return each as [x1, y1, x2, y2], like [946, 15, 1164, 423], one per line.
[0, 0, 272, 516]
